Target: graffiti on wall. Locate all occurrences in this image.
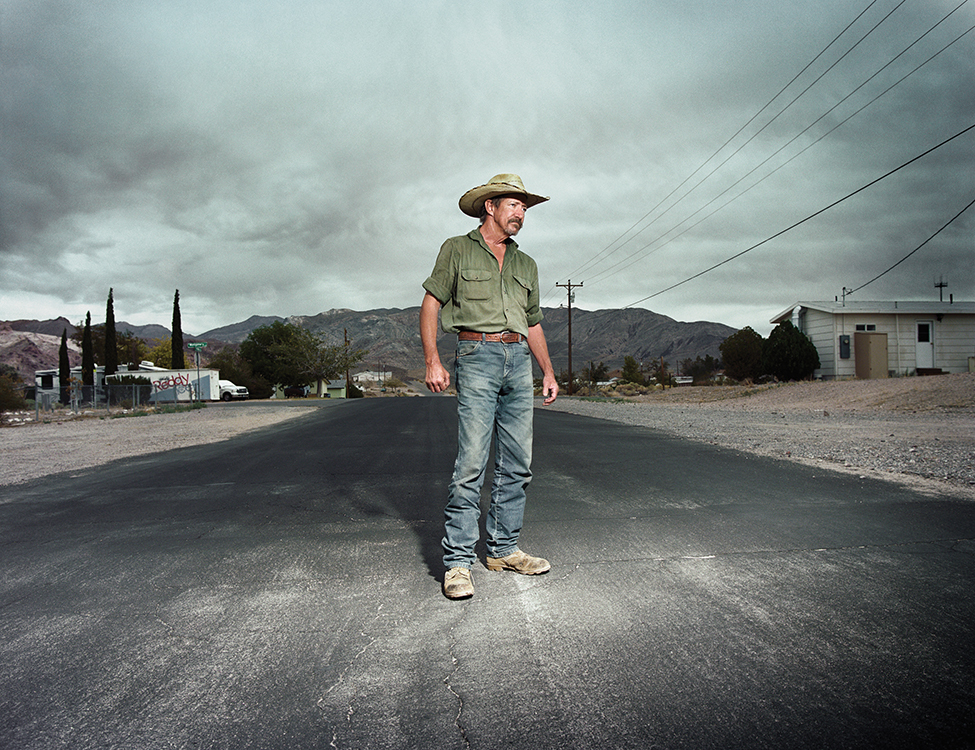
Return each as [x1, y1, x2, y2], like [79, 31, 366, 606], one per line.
[152, 373, 192, 394]
[152, 373, 195, 400]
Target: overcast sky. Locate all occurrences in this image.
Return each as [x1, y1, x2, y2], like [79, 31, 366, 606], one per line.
[1, 0, 972, 336]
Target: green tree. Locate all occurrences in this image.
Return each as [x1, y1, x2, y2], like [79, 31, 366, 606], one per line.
[720, 326, 765, 382]
[240, 322, 368, 394]
[680, 355, 720, 384]
[59, 328, 71, 405]
[648, 358, 671, 385]
[104, 288, 118, 377]
[621, 355, 645, 385]
[239, 321, 310, 388]
[145, 338, 173, 368]
[172, 290, 185, 369]
[117, 330, 149, 369]
[763, 321, 820, 381]
[81, 312, 95, 396]
[0, 366, 27, 421]
[208, 345, 271, 399]
[292, 332, 367, 393]
[584, 361, 609, 390]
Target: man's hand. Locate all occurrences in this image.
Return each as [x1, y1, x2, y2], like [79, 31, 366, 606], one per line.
[426, 360, 450, 393]
[526, 323, 558, 405]
[541, 372, 558, 405]
[420, 292, 449, 393]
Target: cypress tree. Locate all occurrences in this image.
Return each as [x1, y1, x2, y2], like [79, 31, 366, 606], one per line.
[171, 290, 185, 369]
[59, 328, 70, 405]
[82, 312, 95, 401]
[105, 288, 118, 377]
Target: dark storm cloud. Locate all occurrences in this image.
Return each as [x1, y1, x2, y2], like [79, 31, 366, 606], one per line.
[1, 0, 971, 333]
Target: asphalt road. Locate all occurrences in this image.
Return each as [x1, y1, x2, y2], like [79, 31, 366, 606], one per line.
[2, 398, 974, 749]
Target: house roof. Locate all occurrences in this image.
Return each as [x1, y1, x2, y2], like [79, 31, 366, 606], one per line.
[771, 300, 975, 324]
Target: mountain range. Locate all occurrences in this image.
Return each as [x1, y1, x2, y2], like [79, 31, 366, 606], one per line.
[1, 308, 737, 382]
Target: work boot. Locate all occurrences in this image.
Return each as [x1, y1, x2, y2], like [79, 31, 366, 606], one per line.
[443, 567, 474, 599]
[485, 550, 551, 575]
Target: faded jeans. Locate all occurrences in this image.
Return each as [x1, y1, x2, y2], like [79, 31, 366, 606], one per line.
[443, 337, 534, 570]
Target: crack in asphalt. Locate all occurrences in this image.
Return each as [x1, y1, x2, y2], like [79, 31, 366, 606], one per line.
[443, 642, 471, 750]
[316, 606, 382, 749]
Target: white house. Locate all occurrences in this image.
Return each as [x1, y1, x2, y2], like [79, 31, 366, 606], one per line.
[771, 300, 975, 380]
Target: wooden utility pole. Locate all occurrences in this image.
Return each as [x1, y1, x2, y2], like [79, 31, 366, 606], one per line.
[556, 280, 583, 395]
[344, 328, 351, 394]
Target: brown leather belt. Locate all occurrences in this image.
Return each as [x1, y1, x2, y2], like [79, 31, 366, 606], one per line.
[458, 331, 524, 343]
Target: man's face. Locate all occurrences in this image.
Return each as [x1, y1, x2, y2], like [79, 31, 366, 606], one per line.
[490, 196, 528, 236]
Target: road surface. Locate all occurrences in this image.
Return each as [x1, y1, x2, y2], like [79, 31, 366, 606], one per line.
[2, 398, 973, 749]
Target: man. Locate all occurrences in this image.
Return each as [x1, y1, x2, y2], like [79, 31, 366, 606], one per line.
[420, 173, 559, 599]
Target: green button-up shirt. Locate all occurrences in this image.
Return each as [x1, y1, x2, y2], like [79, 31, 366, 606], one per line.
[422, 229, 543, 337]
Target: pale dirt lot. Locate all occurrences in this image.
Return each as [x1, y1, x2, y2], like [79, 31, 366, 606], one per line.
[624, 371, 975, 413]
[0, 404, 318, 487]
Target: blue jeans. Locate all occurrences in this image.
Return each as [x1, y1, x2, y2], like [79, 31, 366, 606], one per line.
[443, 338, 534, 570]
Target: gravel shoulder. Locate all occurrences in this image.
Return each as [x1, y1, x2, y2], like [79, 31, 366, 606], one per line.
[0, 403, 319, 487]
[548, 372, 975, 500]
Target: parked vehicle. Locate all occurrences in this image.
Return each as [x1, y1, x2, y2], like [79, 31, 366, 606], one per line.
[219, 380, 250, 401]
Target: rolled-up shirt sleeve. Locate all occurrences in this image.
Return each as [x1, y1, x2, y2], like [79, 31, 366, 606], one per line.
[525, 264, 543, 327]
[422, 240, 456, 305]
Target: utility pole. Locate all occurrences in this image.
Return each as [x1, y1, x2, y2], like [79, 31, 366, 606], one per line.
[344, 328, 351, 395]
[935, 276, 948, 302]
[556, 280, 583, 395]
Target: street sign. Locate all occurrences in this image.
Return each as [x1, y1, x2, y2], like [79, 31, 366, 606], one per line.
[187, 342, 207, 350]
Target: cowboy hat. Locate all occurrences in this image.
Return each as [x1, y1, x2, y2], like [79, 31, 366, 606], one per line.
[458, 173, 550, 217]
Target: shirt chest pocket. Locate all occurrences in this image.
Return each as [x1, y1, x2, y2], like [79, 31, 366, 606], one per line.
[509, 273, 532, 306]
[459, 269, 494, 300]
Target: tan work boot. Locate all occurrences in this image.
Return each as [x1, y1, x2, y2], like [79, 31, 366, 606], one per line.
[485, 550, 551, 575]
[443, 567, 474, 599]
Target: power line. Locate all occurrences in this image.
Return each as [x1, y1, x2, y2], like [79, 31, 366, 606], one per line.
[847, 195, 975, 295]
[556, 0, 906, 290]
[622, 122, 975, 308]
[582, 12, 975, 289]
[544, 0, 885, 303]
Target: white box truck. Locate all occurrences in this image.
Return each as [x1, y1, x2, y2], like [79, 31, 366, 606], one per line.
[144, 368, 221, 402]
[108, 365, 249, 402]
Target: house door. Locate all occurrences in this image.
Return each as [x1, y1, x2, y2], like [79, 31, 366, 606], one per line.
[916, 321, 934, 369]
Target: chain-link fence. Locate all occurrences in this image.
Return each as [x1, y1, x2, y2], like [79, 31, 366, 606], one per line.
[26, 382, 203, 418]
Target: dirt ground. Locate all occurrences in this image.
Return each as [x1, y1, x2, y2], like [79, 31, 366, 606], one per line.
[607, 371, 975, 413]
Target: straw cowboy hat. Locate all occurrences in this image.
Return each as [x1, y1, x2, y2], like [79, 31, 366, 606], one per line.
[458, 173, 550, 218]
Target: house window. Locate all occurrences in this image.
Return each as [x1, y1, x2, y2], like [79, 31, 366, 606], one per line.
[40, 374, 54, 389]
[855, 324, 876, 332]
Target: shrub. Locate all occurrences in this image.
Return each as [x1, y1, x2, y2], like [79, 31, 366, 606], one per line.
[763, 321, 820, 381]
[0, 373, 28, 421]
[720, 327, 765, 382]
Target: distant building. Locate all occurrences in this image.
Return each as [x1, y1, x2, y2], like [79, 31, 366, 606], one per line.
[35, 362, 222, 403]
[771, 300, 975, 380]
[34, 365, 107, 406]
[273, 379, 346, 399]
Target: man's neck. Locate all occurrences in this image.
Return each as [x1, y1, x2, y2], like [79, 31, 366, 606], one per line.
[478, 220, 510, 248]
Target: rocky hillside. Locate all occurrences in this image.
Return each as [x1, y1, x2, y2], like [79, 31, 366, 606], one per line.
[3, 307, 738, 382]
[0, 323, 82, 381]
[293, 306, 735, 376]
[542, 307, 734, 373]
[198, 315, 286, 343]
